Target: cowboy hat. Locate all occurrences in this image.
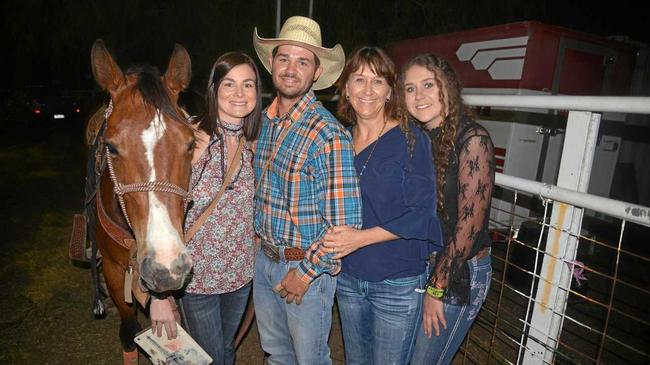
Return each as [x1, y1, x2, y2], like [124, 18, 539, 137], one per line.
[253, 16, 345, 90]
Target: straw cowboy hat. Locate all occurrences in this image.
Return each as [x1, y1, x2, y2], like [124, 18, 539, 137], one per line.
[253, 16, 345, 90]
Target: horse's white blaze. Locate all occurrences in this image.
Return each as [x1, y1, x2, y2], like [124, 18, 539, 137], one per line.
[141, 114, 185, 273]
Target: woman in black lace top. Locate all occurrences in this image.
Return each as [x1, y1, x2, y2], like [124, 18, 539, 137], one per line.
[402, 53, 495, 364]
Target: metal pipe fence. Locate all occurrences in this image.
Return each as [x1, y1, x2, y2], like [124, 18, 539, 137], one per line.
[450, 95, 650, 364]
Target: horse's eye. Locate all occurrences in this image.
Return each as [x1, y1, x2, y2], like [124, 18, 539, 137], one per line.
[106, 142, 119, 155]
[187, 140, 195, 153]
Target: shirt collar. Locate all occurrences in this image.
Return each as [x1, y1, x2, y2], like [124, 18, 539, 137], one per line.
[265, 91, 317, 124]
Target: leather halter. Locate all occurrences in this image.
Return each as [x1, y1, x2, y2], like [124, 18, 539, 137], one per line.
[102, 102, 191, 230]
[96, 179, 135, 251]
[105, 148, 191, 230]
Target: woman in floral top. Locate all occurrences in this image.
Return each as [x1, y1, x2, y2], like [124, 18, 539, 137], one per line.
[402, 53, 495, 364]
[150, 52, 262, 365]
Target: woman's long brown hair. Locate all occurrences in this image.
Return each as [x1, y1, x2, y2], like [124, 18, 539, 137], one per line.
[401, 53, 468, 221]
[199, 52, 262, 141]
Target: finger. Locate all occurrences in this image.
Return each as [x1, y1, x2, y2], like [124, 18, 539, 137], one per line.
[432, 318, 440, 337]
[295, 294, 303, 305]
[320, 240, 335, 248]
[285, 293, 295, 304]
[276, 288, 288, 298]
[423, 318, 432, 339]
[272, 283, 283, 294]
[438, 311, 447, 330]
[165, 321, 175, 340]
[324, 232, 343, 241]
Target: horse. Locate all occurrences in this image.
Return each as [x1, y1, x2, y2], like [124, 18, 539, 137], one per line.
[89, 39, 194, 364]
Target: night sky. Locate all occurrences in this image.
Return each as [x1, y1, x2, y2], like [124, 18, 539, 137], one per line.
[1, 0, 648, 94]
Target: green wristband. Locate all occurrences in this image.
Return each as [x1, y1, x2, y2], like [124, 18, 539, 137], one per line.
[426, 285, 445, 299]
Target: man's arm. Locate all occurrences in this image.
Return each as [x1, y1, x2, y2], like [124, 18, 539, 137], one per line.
[296, 131, 362, 284]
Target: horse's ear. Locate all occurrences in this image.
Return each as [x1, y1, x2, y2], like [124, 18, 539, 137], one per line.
[164, 44, 192, 97]
[91, 39, 125, 95]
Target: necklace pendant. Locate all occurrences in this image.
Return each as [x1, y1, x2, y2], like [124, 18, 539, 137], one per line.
[356, 120, 388, 179]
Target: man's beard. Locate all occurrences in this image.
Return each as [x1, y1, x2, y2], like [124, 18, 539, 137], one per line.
[277, 87, 310, 100]
[275, 73, 313, 100]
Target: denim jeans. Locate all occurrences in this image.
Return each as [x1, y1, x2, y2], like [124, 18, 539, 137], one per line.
[253, 248, 337, 365]
[410, 254, 492, 365]
[336, 271, 427, 365]
[177, 282, 252, 365]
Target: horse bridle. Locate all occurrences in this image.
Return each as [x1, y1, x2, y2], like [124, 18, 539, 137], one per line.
[103, 100, 192, 230]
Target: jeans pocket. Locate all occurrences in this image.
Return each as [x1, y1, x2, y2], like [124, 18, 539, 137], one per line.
[384, 275, 422, 287]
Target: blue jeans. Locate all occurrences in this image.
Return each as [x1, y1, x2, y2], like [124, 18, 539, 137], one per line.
[253, 248, 337, 365]
[177, 282, 252, 365]
[410, 254, 492, 365]
[336, 271, 427, 365]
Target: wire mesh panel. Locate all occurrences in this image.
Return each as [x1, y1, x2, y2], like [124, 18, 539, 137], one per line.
[453, 187, 650, 364]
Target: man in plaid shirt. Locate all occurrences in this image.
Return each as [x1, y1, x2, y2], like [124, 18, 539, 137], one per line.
[252, 16, 362, 364]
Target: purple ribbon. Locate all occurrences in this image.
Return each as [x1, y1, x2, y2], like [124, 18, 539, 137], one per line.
[570, 260, 587, 287]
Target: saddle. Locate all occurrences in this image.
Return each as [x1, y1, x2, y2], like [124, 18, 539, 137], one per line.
[85, 105, 108, 147]
[69, 104, 109, 262]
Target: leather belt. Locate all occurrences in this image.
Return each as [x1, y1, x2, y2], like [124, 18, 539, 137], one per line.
[262, 242, 305, 262]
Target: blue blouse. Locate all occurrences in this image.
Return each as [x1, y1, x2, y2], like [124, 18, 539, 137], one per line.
[342, 124, 443, 282]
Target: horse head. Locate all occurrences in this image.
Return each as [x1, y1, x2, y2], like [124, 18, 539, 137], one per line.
[91, 39, 194, 293]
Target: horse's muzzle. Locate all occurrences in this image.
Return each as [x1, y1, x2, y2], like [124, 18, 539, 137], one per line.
[139, 251, 192, 293]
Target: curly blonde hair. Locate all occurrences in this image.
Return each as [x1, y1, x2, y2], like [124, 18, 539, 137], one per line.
[401, 53, 468, 221]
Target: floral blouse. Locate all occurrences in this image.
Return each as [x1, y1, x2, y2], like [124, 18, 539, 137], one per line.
[427, 117, 495, 304]
[183, 137, 255, 294]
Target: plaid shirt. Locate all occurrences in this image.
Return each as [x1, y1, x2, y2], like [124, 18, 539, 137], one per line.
[254, 91, 362, 283]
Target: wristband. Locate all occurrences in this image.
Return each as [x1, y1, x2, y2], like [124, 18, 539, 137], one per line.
[426, 285, 445, 299]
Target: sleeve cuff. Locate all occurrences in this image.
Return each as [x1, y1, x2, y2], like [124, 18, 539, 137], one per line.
[297, 260, 318, 284]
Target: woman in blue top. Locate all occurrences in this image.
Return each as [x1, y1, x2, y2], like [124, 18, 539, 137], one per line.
[313, 46, 443, 365]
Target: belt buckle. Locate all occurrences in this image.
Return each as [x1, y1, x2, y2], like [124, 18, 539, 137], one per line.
[263, 243, 280, 262]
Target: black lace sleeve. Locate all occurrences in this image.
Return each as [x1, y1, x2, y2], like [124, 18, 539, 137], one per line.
[428, 125, 495, 302]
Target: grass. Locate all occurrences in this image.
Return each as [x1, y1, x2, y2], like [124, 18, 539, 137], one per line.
[0, 120, 127, 364]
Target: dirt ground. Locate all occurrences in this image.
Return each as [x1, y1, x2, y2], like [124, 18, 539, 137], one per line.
[0, 119, 346, 364]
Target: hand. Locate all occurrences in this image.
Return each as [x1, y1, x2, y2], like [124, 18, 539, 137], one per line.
[272, 268, 310, 305]
[304, 241, 341, 276]
[321, 226, 364, 259]
[422, 294, 447, 338]
[150, 297, 179, 339]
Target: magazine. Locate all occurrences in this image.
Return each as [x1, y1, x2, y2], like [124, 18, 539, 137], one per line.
[134, 325, 213, 365]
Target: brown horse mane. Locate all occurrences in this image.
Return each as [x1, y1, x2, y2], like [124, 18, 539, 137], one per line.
[125, 65, 187, 124]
